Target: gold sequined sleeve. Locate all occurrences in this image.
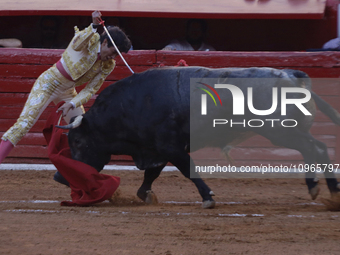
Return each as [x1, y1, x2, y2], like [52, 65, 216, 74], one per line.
[71, 24, 96, 51]
[70, 61, 116, 108]
[70, 73, 105, 108]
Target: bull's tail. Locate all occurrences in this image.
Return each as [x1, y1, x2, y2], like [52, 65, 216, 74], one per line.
[311, 91, 340, 126]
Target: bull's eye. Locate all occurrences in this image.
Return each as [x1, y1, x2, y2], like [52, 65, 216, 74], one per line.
[74, 138, 81, 147]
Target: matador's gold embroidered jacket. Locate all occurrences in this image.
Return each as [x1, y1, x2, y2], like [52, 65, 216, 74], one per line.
[62, 24, 115, 108]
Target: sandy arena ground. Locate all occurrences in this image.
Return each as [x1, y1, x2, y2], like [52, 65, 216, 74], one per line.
[0, 168, 340, 255]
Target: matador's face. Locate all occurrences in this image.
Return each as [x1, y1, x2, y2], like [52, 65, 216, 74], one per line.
[100, 39, 118, 61]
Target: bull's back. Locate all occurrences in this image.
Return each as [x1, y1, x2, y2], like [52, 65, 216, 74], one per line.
[92, 66, 312, 130]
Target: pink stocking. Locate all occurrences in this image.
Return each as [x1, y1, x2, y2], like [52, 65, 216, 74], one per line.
[0, 140, 14, 164]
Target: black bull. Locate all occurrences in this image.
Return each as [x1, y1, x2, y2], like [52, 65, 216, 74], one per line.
[58, 66, 340, 208]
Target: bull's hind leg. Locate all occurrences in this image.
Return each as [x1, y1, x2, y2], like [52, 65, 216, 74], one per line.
[313, 139, 340, 196]
[137, 164, 166, 204]
[258, 129, 339, 200]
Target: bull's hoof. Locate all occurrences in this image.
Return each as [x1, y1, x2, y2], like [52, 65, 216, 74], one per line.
[145, 190, 158, 205]
[53, 171, 69, 187]
[137, 188, 148, 202]
[202, 200, 216, 209]
[321, 193, 340, 211]
[331, 183, 340, 199]
[309, 184, 320, 200]
[336, 183, 340, 192]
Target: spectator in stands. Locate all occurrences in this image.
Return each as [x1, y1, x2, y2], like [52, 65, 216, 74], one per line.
[0, 11, 131, 185]
[33, 16, 66, 49]
[322, 37, 340, 51]
[162, 19, 215, 51]
[0, 38, 22, 48]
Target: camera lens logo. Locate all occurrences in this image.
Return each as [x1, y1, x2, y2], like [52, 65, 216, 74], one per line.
[198, 82, 222, 115]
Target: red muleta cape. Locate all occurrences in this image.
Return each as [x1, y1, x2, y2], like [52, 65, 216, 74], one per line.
[43, 102, 120, 206]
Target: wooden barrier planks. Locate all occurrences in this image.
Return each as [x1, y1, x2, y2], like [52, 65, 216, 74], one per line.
[156, 51, 340, 69]
[1, 48, 340, 165]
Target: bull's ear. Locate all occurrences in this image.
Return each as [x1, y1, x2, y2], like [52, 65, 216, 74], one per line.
[79, 115, 91, 133]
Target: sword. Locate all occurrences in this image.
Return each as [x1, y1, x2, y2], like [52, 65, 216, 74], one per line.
[97, 17, 134, 74]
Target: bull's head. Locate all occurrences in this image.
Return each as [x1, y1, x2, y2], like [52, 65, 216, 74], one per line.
[56, 115, 110, 172]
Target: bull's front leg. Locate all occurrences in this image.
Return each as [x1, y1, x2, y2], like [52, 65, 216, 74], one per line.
[137, 164, 165, 204]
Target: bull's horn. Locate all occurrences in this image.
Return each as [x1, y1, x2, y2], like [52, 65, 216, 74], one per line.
[55, 115, 83, 129]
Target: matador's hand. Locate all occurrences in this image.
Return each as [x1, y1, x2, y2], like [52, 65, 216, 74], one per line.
[92, 10, 102, 25]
